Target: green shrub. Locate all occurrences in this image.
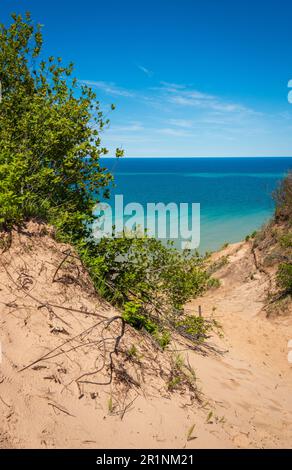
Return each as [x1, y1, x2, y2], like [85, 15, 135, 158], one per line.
[279, 233, 292, 248]
[274, 171, 292, 222]
[83, 235, 211, 312]
[0, 13, 121, 239]
[175, 314, 222, 342]
[122, 301, 157, 333]
[276, 263, 292, 294]
[81, 234, 214, 348]
[121, 301, 171, 349]
[153, 330, 171, 350]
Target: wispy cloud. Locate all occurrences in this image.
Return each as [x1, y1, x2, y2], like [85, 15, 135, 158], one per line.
[107, 121, 144, 132]
[168, 118, 194, 128]
[158, 127, 193, 137]
[81, 76, 290, 156]
[81, 78, 257, 119]
[80, 80, 135, 97]
[158, 81, 258, 116]
[160, 81, 187, 91]
[137, 65, 153, 77]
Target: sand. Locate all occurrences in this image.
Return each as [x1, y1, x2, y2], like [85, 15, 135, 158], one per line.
[0, 223, 291, 448]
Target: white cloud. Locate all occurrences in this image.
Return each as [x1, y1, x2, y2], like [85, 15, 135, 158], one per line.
[158, 81, 258, 117]
[168, 119, 194, 128]
[138, 65, 153, 77]
[157, 127, 193, 137]
[107, 121, 144, 132]
[159, 81, 187, 91]
[80, 80, 135, 97]
[80, 76, 290, 156]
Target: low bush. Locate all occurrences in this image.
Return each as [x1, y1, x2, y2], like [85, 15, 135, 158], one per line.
[279, 233, 292, 248]
[276, 262, 292, 294]
[274, 171, 292, 223]
[175, 315, 222, 342]
[79, 234, 215, 348]
[84, 235, 211, 310]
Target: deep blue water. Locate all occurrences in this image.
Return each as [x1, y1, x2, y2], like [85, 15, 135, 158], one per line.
[100, 157, 292, 253]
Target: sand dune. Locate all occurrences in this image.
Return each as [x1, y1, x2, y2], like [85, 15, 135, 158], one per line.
[0, 224, 291, 448]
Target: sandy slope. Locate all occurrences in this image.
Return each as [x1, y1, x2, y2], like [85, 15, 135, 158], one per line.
[188, 242, 292, 448]
[0, 224, 291, 448]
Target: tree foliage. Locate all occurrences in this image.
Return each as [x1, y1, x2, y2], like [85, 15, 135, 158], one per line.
[0, 13, 217, 348]
[81, 234, 216, 347]
[0, 12, 121, 240]
[90, 235, 211, 310]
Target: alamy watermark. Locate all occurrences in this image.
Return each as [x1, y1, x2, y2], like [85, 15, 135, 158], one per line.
[92, 195, 200, 250]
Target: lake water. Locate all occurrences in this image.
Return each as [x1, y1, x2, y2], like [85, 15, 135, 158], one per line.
[100, 157, 292, 253]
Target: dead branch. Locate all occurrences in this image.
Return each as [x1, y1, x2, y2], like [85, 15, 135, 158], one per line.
[52, 248, 72, 283]
[76, 316, 125, 387]
[18, 319, 109, 372]
[48, 402, 75, 417]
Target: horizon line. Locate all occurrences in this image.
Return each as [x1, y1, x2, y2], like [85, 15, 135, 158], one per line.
[102, 155, 292, 159]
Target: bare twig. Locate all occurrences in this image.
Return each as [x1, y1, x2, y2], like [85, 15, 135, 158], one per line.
[48, 402, 75, 417]
[52, 248, 72, 283]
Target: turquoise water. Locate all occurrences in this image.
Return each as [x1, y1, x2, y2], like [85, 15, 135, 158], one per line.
[100, 157, 292, 253]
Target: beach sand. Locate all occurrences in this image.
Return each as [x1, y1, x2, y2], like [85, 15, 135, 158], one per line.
[0, 224, 291, 448]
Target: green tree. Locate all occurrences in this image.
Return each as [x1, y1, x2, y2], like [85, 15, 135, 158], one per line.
[0, 12, 122, 241]
[0, 13, 216, 347]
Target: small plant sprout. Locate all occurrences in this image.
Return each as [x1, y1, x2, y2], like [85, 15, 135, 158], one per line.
[126, 344, 142, 360]
[187, 424, 197, 442]
[206, 411, 214, 424]
[108, 395, 114, 414]
[167, 376, 181, 391]
[174, 353, 185, 370]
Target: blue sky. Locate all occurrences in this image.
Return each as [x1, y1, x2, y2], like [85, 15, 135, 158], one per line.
[2, 0, 292, 156]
